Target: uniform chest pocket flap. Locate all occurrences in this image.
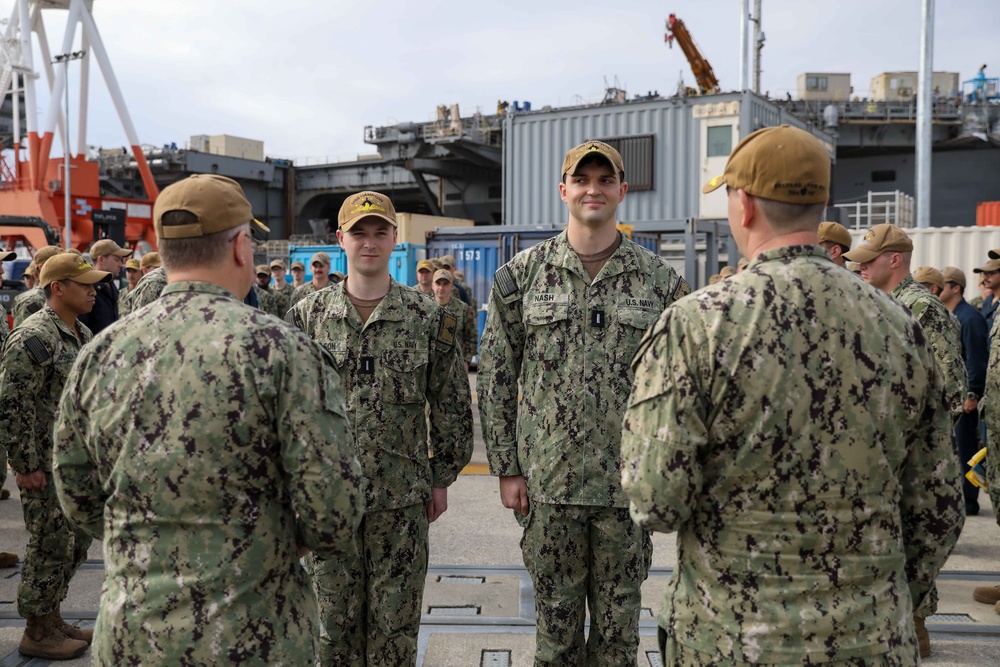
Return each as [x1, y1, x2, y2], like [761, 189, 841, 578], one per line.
[381, 348, 428, 404]
[617, 308, 659, 331]
[524, 304, 571, 361]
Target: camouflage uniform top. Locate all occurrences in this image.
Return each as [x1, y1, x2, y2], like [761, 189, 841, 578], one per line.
[121, 266, 168, 314]
[286, 279, 473, 512]
[117, 285, 135, 318]
[253, 284, 284, 319]
[289, 281, 330, 309]
[0, 304, 92, 474]
[11, 286, 45, 327]
[622, 245, 964, 664]
[272, 280, 293, 317]
[891, 275, 967, 416]
[985, 317, 1000, 520]
[52, 281, 362, 665]
[0, 304, 8, 346]
[441, 296, 478, 365]
[478, 230, 690, 507]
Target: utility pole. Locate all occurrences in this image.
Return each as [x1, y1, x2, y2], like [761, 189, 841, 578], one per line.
[53, 49, 85, 249]
[751, 0, 764, 95]
[739, 0, 749, 91]
[916, 0, 933, 228]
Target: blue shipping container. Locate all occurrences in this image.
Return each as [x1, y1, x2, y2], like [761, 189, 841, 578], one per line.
[288, 243, 426, 286]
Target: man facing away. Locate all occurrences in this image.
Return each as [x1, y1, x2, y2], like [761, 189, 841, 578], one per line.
[817, 220, 852, 267]
[478, 140, 689, 666]
[52, 174, 362, 665]
[622, 125, 964, 666]
[287, 190, 472, 666]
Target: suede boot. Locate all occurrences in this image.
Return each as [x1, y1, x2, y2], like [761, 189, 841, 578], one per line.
[913, 615, 930, 658]
[52, 609, 93, 644]
[18, 614, 88, 660]
[0, 552, 18, 568]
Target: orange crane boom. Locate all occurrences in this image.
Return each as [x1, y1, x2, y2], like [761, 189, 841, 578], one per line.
[665, 13, 720, 95]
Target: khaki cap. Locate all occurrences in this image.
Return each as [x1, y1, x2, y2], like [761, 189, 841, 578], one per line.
[331, 271, 345, 281]
[912, 266, 944, 290]
[846, 261, 862, 273]
[139, 252, 162, 270]
[338, 191, 397, 231]
[255, 264, 270, 276]
[973, 258, 1000, 274]
[431, 258, 444, 270]
[989, 248, 1000, 260]
[34, 245, 64, 265]
[22, 260, 36, 276]
[416, 259, 434, 272]
[439, 255, 457, 268]
[817, 221, 852, 248]
[433, 269, 453, 283]
[719, 265, 737, 278]
[40, 253, 113, 287]
[702, 125, 830, 204]
[124, 258, 141, 271]
[941, 266, 966, 288]
[562, 140, 625, 179]
[269, 259, 286, 270]
[290, 261, 305, 271]
[708, 274, 721, 284]
[90, 238, 132, 259]
[154, 174, 269, 240]
[310, 251, 330, 267]
[737, 257, 749, 270]
[842, 224, 913, 263]
[0, 250, 16, 262]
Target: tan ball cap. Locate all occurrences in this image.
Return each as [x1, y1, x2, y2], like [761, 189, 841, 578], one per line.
[842, 224, 913, 263]
[416, 259, 434, 272]
[90, 238, 132, 258]
[703, 125, 830, 204]
[817, 221, 852, 248]
[269, 259, 286, 270]
[34, 245, 65, 265]
[154, 174, 268, 240]
[941, 267, 966, 288]
[0, 250, 16, 262]
[912, 266, 944, 290]
[331, 271, 345, 280]
[433, 269, 453, 283]
[290, 261, 305, 271]
[40, 254, 113, 287]
[255, 264, 270, 276]
[139, 252, 161, 270]
[338, 191, 397, 231]
[973, 258, 1000, 274]
[124, 258, 141, 271]
[310, 251, 330, 267]
[439, 255, 457, 268]
[719, 265, 737, 278]
[561, 140, 625, 179]
[989, 248, 1000, 260]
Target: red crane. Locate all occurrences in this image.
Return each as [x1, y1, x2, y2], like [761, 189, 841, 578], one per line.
[665, 13, 721, 95]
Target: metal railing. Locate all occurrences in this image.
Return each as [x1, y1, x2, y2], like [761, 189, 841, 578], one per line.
[834, 191, 915, 229]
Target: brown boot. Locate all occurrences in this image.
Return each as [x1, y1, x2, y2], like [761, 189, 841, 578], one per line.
[913, 615, 930, 658]
[18, 614, 88, 660]
[1, 487, 9, 499]
[52, 609, 93, 644]
[0, 551, 18, 568]
[974, 583, 1000, 605]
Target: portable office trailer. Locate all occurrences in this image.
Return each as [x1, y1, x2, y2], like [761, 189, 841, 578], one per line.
[502, 91, 834, 228]
[288, 243, 425, 286]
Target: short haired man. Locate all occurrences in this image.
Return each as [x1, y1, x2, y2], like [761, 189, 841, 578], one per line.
[973, 254, 1000, 333]
[479, 140, 690, 665]
[79, 239, 131, 335]
[0, 253, 114, 660]
[269, 259, 293, 315]
[287, 190, 473, 666]
[21, 261, 36, 289]
[253, 264, 283, 317]
[12, 246, 64, 327]
[432, 268, 478, 370]
[330, 270, 345, 283]
[843, 226, 967, 655]
[817, 220, 852, 266]
[624, 125, 963, 665]
[119, 260, 168, 314]
[415, 259, 435, 296]
[290, 260, 306, 288]
[118, 258, 142, 317]
[938, 267, 988, 516]
[439, 254, 477, 312]
[139, 251, 161, 274]
[52, 173, 362, 665]
[289, 251, 331, 308]
[914, 265, 945, 297]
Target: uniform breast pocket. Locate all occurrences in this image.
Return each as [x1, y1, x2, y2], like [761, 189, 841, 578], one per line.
[616, 308, 660, 362]
[524, 305, 571, 361]
[381, 349, 428, 404]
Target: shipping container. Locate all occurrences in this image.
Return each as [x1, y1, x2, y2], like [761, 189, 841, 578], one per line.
[288, 243, 425, 286]
[396, 213, 474, 246]
[977, 202, 1000, 227]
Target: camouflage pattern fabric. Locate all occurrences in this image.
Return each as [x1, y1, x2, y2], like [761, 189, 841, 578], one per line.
[287, 279, 472, 664]
[253, 284, 284, 318]
[117, 285, 134, 318]
[311, 503, 428, 667]
[289, 281, 327, 309]
[272, 280, 293, 317]
[891, 275, 968, 417]
[11, 286, 45, 328]
[455, 276, 478, 313]
[442, 297, 478, 365]
[622, 246, 963, 665]
[985, 317, 1000, 521]
[478, 230, 690, 506]
[0, 305, 93, 617]
[120, 266, 167, 314]
[521, 503, 651, 665]
[52, 281, 363, 666]
[658, 630, 898, 667]
[0, 306, 9, 344]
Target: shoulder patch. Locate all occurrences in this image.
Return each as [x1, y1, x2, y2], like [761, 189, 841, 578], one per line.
[494, 265, 518, 298]
[23, 335, 51, 364]
[437, 311, 458, 347]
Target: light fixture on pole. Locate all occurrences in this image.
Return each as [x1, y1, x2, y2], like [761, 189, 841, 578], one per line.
[52, 50, 86, 250]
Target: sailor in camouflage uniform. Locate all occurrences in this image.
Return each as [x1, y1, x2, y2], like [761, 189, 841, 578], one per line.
[52, 174, 363, 666]
[289, 251, 333, 309]
[117, 257, 142, 317]
[431, 269, 478, 368]
[119, 264, 167, 313]
[11, 246, 64, 327]
[0, 253, 114, 660]
[252, 264, 284, 317]
[478, 141, 689, 666]
[623, 126, 964, 666]
[269, 259, 294, 315]
[287, 190, 473, 667]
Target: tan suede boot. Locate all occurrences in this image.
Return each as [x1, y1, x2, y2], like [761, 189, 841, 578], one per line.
[18, 614, 88, 660]
[52, 609, 93, 644]
[913, 615, 930, 658]
[0, 551, 18, 568]
[974, 583, 1000, 605]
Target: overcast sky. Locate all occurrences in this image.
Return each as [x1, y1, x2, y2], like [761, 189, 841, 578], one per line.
[13, 0, 998, 164]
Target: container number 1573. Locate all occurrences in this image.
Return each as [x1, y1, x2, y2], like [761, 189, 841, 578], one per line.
[463, 250, 481, 262]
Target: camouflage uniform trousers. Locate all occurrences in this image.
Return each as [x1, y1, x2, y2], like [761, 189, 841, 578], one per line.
[521, 503, 652, 667]
[658, 630, 914, 667]
[18, 476, 91, 617]
[311, 502, 429, 667]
